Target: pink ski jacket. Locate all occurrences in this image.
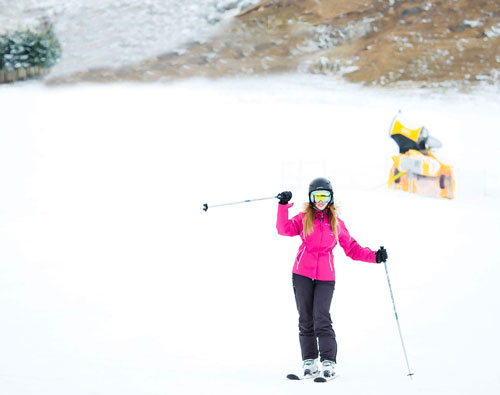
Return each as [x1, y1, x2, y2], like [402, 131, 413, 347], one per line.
[277, 203, 377, 281]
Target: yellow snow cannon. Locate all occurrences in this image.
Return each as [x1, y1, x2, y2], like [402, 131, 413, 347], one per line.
[387, 112, 455, 199]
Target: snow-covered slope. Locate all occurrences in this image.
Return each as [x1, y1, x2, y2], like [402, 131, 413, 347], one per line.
[1, 76, 499, 395]
[0, 0, 260, 76]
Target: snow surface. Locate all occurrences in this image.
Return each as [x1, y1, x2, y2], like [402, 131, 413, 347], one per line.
[0, 0, 260, 76]
[1, 75, 500, 395]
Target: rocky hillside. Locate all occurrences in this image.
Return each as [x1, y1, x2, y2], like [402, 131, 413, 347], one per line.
[47, 0, 500, 88]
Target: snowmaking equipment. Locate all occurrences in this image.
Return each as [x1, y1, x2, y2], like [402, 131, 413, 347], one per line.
[387, 111, 455, 199]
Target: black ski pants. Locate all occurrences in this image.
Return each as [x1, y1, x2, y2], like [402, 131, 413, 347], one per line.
[292, 273, 337, 363]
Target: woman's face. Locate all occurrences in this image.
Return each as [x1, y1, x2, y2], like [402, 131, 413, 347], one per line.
[310, 190, 332, 211]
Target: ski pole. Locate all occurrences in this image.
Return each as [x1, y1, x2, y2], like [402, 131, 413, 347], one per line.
[382, 250, 415, 379]
[202, 195, 278, 212]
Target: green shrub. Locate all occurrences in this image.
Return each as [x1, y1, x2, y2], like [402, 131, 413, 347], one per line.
[0, 27, 62, 71]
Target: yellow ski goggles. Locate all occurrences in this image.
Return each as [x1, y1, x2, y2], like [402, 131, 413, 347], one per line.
[310, 190, 332, 204]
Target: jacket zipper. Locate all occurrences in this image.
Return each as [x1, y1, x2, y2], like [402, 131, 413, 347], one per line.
[296, 247, 306, 270]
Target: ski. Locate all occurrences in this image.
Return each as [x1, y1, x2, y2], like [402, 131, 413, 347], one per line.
[314, 372, 336, 382]
[286, 371, 320, 381]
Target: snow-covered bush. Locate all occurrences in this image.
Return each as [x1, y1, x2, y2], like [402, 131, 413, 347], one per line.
[0, 27, 61, 72]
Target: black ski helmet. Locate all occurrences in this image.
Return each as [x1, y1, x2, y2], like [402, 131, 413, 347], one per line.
[309, 177, 334, 208]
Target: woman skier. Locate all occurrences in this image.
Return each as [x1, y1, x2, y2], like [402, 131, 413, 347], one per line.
[277, 177, 387, 381]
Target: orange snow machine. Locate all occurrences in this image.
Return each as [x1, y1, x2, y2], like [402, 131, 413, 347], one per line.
[388, 111, 455, 199]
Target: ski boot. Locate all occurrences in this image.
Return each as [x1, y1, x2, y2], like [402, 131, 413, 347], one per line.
[321, 360, 336, 378]
[303, 359, 319, 376]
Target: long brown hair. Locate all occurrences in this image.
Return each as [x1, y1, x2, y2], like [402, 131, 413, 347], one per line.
[302, 203, 339, 240]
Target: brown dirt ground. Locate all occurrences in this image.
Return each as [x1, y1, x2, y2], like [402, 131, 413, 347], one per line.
[47, 0, 500, 89]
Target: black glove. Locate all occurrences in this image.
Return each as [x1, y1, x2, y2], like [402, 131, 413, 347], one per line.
[375, 246, 388, 263]
[277, 191, 292, 205]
